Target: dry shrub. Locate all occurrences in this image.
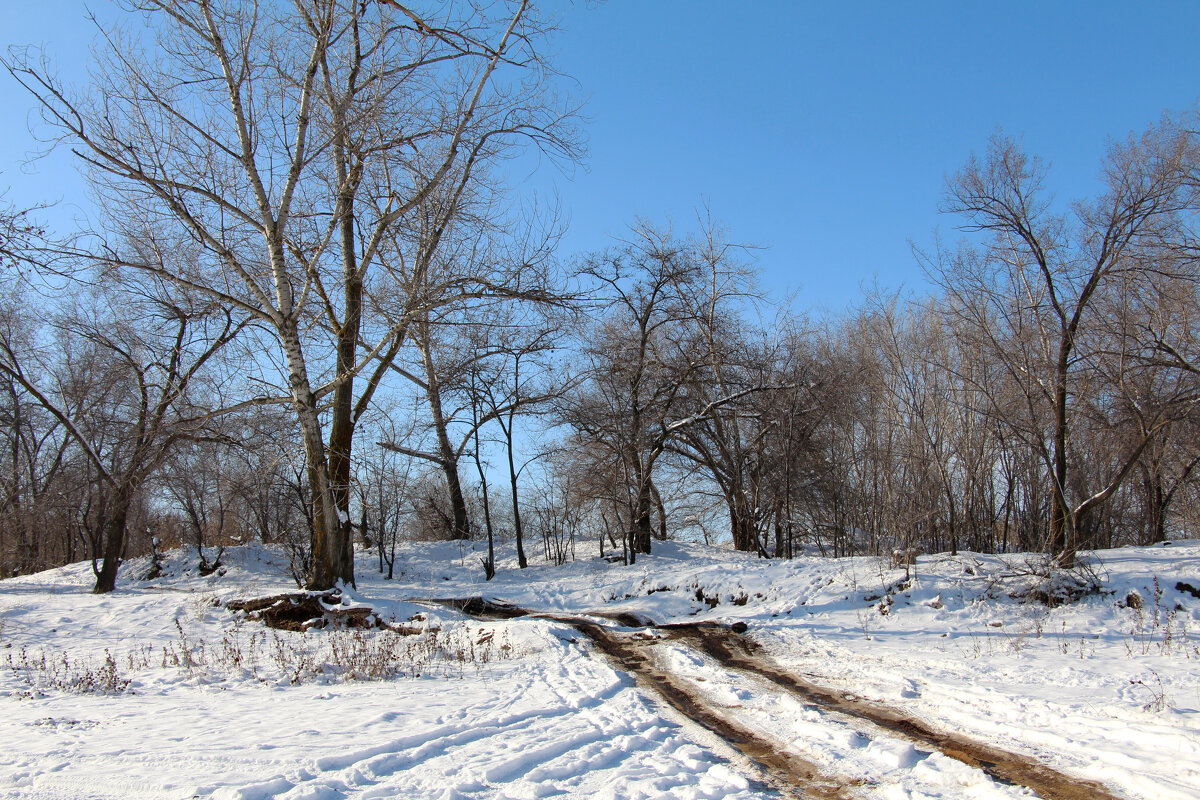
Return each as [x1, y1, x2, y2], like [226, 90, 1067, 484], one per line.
[163, 616, 516, 684]
[6, 646, 131, 696]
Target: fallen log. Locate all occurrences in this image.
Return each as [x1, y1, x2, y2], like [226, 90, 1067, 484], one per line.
[225, 590, 375, 632]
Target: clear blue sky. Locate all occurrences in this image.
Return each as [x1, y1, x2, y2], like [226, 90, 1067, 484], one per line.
[5, 1, 1200, 312]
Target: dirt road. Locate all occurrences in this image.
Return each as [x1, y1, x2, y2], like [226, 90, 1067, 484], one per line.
[442, 598, 1124, 800]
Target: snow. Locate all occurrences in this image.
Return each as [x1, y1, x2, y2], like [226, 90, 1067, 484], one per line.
[1, 539, 1198, 799]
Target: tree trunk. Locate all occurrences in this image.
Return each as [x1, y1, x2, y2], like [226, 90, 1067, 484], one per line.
[773, 500, 784, 558]
[1049, 358, 1075, 566]
[300, 404, 352, 590]
[481, 476, 496, 580]
[420, 328, 470, 540]
[93, 485, 133, 594]
[326, 127, 362, 587]
[472, 430, 496, 580]
[729, 496, 760, 553]
[507, 428, 527, 568]
[276, 307, 353, 590]
[650, 479, 668, 541]
[632, 483, 653, 554]
[439, 460, 471, 541]
[1143, 472, 1167, 545]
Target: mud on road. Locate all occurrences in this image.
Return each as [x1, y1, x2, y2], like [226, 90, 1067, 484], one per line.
[441, 598, 1124, 800]
[569, 618, 855, 800]
[663, 622, 1122, 800]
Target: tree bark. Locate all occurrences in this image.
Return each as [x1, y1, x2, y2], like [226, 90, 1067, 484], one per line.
[92, 485, 132, 594]
[507, 426, 528, 568]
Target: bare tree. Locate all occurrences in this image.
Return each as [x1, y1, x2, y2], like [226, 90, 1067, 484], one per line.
[6, 0, 578, 590]
[376, 188, 571, 559]
[160, 438, 248, 574]
[0, 318, 81, 576]
[354, 433, 416, 579]
[560, 224, 769, 558]
[933, 130, 1190, 565]
[0, 201, 42, 271]
[461, 302, 566, 572]
[560, 226, 707, 560]
[0, 279, 243, 591]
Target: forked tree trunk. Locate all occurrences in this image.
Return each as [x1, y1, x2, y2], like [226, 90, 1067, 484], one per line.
[295, 386, 354, 590]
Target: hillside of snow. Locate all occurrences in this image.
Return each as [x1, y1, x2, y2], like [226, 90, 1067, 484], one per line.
[1, 539, 1197, 799]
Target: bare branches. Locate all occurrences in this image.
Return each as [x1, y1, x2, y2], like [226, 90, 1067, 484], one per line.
[6, 0, 580, 589]
[934, 124, 1198, 564]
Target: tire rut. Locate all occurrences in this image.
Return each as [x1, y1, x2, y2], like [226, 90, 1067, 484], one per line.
[566, 618, 856, 800]
[663, 622, 1124, 800]
[430, 599, 852, 798]
[434, 598, 1125, 800]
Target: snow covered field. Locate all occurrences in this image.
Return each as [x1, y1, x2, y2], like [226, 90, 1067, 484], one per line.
[1, 540, 1197, 799]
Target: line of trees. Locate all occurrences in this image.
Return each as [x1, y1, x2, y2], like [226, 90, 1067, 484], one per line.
[3, 2, 1200, 591]
[552, 128, 1200, 567]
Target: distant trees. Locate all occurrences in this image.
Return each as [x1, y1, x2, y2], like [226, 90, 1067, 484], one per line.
[751, 125, 1200, 563]
[556, 224, 796, 560]
[558, 226, 719, 561]
[0, 319, 79, 576]
[546, 121, 1200, 565]
[0, 280, 243, 591]
[379, 225, 569, 575]
[934, 131, 1197, 565]
[664, 236, 782, 556]
[461, 307, 565, 573]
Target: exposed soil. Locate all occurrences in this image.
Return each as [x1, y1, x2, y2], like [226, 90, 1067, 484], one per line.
[427, 597, 529, 619]
[432, 599, 847, 798]
[664, 622, 1125, 800]
[566, 618, 855, 800]
[435, 598, 1127, 800]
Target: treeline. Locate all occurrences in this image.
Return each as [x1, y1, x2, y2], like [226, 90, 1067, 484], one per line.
[1, 2, 1198, 591]
[540, 132, 1200, 567]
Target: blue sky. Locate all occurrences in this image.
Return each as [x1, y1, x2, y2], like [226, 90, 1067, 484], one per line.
[5, 1, 1200, 313]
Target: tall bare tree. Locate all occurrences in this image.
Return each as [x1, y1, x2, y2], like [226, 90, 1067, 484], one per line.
[934, 130, 1190, 565]
[561, 226, 704, 559]
[6, 0, 577, 589]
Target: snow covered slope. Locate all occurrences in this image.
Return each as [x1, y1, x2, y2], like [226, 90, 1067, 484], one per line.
[1, 540, 1197, 799]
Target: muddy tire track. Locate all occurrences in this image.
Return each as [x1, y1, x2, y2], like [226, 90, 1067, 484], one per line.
[567, 618, 856, 800]
[432, 599, 853, 798]
[434, 599, 1125, 800]
[664, 622, 1124, 800]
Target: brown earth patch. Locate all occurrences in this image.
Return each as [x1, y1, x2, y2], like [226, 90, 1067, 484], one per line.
[566, 618, 856, 800]
[665, 622, 1125, 800]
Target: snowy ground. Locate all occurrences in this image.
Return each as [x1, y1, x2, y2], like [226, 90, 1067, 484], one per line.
[1, 539, 1197, 799]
